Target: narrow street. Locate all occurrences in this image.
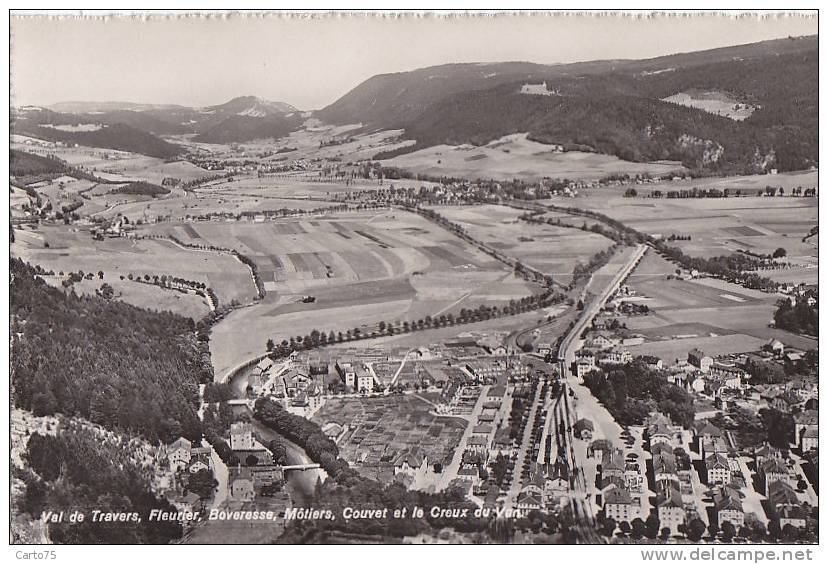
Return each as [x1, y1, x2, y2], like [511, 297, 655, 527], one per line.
[438, 385, 489, 490]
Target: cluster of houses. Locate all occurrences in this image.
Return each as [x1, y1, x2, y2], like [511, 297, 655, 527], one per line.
[165, 437, 213, 475]
[163, 421, 290, 511]
[249, 355, 326, 417]
[576, 406, 817, 537]
[158, 437, 216, 507]
[455, 386, 510, 487]
[515, 456, 572, 512]
[776, 283, 818, 308]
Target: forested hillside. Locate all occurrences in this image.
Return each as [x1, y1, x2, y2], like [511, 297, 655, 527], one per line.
[14, 122, 184, 159]
[192, 113, 304, 144]
[10, 258, 210, 443]
[17, 423, 183, 544]
[9, 149, 69, 176]
[326, 36, 818, 173]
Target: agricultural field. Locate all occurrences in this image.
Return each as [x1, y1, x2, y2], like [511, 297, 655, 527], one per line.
[10, 137, 213, 184]
[620, 252, 817, 365]
[197, 209, 539, 377]
[312, 395, 466, 471]
[381, 133, 686, 181]
[90, 185, 341, 222]
[432, 203, 616, 285]
[204, 171, 432, 199]
[172, 121, 415, 163]
[11, 223, 258, 309]
[561, 181, 818, 265]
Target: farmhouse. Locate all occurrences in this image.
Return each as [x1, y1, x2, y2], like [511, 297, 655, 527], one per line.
[536, 343, 553, 356]
[764, 339, 785, 357]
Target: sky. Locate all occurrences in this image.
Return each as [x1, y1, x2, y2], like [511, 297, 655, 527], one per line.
[10, 11, 818, 110]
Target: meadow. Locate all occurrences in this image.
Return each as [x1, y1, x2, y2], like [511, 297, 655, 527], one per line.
[620, 252, 817, 364]
[11, 223, 258, 309]
[381, 133, 686, 181]
[662, 91, 757, 121]
[561, 181, 818, 264]
[10, 137, 214, 184]
[37, 274, 210, 320]
[432, 204, 616, 285]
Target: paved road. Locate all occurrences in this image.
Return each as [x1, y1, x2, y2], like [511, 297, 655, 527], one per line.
[558, 244, 648, 369]
[438, 385, 489, 491]
[204, 438, 229, 510]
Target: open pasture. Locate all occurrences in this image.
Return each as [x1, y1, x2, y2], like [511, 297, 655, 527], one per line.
[275, 123, 415, 162]
[92, 186, 340, 222]
[11, 139, 213, 183]
[381, 133, 686, 181]
[564, 187, 818, 261]
[626, 334, 767, 364]
[433, 204, 616, 284]
[11, 224, 258, 307]
[621, 252, 816, 362]
[662, 91, 756, 121]
[312, 395, 465, 468]
[208, 171, 433, 199]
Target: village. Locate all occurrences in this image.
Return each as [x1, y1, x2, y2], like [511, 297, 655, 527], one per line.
[151, 255, 818, 541]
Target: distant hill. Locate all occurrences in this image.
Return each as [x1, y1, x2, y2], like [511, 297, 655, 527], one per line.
[317, 61, 554, 127]
[48, 100, 186, 113]
[23, 95, 303, 147]
[321, 36, 818, 173]
[12, 111, 186, 159]
[192, 113, 304, 144]
[204, 95, 298, 116]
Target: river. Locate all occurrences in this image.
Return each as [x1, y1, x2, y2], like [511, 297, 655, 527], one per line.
[226, 365, 327, 507]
